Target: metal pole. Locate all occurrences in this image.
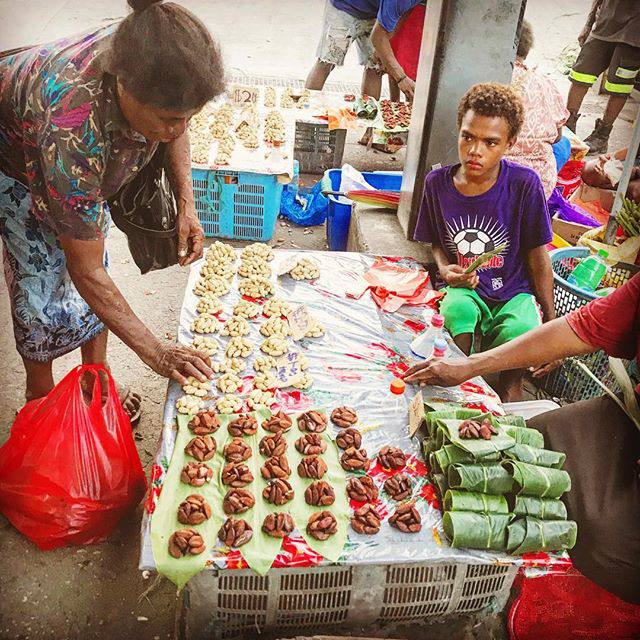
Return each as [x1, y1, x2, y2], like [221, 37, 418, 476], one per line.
[604, 105, 640, 244]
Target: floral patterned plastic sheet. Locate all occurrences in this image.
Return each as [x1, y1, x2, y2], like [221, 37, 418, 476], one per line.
[139, 250, 569, 573]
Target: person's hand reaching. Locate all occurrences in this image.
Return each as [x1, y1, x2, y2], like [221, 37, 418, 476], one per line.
[440, 264, 479, 289]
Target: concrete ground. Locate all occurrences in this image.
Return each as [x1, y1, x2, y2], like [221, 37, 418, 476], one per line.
[0, 1, 635, 639]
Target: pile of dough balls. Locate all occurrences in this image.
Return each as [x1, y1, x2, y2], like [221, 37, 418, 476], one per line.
[217, 372, 242, 394]
[253, 355, 276, 373]
[176, 394, 205, 415]
[305, 322, 325, 338]
[263, 298, 290, 318]
[290, 257, 320, 281]
[191, 335, 220, 356]
[182, 376, 211, 397]
[194, 275, 231, 297]
[206, 241, 236, 265]
[233, 300, 260, 319]
[247, 388, 274, 409]
[238, 257, 271, 278]
[242, 243, 274, 262]
[254, 372, 277, 391]
[260, 336, 288, 357]
[260, 316, 290, 338]
[221, 315, 250, 337]
[196, 296, 223, 315]
[226, 337, 253, 359]
[216, 394, 243, 414]
[238, 276, 274, 298]
[191, 313, 222, 335]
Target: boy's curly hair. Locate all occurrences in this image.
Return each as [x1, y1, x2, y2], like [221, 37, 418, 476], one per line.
[457, 83, 524, 140]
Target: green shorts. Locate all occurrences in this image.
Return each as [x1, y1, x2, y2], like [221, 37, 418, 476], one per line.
[439, 288, 543, 352]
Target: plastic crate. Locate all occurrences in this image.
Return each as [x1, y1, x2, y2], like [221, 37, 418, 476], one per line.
[539, 247, 638, 403]
[322, 168, 403, 251]
[294, 121, 347, 174]
[192, 168, 283, 241]
[180, 562, 517, 639]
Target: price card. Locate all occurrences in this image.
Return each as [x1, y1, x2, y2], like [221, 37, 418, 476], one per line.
[273, 352, 305, 388]
[287, 304, 313, 341]
[230, 84, 258, 106]
[408, 389, 425, 437]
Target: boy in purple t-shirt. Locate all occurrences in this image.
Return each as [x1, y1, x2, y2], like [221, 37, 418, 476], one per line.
[414, 83, 555, 401]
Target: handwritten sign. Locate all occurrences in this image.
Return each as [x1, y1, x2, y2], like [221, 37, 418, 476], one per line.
[287, 304, 313, 341]
[408, 389, 425, 437]
[273, 352, 305, 388]
[230, 84, 258, 106]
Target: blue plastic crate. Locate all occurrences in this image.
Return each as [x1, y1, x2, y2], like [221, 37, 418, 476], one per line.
[322, 169, 403, 251]
[192, 168, 283, 241]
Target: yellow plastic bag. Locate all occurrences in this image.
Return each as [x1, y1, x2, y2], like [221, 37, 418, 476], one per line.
[577, 226, 640, 264]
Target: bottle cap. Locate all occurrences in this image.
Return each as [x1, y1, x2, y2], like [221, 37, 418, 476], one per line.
[390, 378, 406, 395]
[597, 249, 609, 259]
[431, 313, 445, 328]
[433, 337, 447, 352]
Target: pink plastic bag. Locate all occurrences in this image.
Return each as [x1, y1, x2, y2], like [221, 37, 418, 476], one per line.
[0, 364, 147, 549]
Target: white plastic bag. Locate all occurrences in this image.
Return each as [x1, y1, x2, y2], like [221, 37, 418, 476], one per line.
[338, 164, 375, 204]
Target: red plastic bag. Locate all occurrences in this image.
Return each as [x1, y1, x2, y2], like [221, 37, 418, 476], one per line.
[0, 364, 147, 550]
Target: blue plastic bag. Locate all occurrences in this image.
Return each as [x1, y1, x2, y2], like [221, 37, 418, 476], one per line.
[280, 180, 328, 227]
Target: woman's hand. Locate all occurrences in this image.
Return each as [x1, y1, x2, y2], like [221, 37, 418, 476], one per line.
[403, 357, 473, 387]
[149, 341, 214, 385]
[529, 359, 563, 379]
[176, 202, 205, 266]
[440, 264, 479, 289]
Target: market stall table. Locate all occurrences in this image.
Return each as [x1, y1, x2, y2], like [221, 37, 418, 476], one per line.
[139, 250, 568, 637]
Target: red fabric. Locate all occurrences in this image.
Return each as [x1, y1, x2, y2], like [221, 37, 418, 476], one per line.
[556, 159, 585, 198]
[509, 569, 640, 640]
[390, 4, 425, 81]
[566, 272, 639, 362]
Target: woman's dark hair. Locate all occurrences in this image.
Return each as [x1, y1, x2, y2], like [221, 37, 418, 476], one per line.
[108, 0, 225, 111]
[516, 20, 534, 59]
[457, 83, 524, 140]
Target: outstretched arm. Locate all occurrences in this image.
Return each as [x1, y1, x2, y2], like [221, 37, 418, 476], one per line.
[370, 21, 415, 100]
[404, 317, 594, 386]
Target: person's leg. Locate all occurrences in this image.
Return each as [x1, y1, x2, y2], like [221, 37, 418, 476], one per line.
[439, 287, 489, 356]
[305, 60, 334, 91]
[306, 0, 352, 91]
[355, 17, 382, 100]
[80, 329, 141, 419]
[567, 38, 613, 132]
[22, 357, 55, 402]
[484, 293, 544, 402]
[388, 76, 400, 102]
[361, 66, 382, 100]
[584, 44, 640, 154]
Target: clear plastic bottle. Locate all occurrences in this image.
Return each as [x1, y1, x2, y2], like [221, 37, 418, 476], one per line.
[410, 313, 445, 359]
[567, 249, 609, 291]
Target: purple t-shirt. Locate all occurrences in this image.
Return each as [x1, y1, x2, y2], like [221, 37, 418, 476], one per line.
[414, 159, 552, 303]
[331, 0, 380, 19]
[378, 0, 424, 32]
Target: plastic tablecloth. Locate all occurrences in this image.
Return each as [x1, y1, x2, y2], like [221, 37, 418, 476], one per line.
[139, 250, 570, 574]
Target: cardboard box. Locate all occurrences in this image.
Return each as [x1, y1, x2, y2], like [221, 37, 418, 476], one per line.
[569, 183, 614, 214]
[551, 215, 594, 245]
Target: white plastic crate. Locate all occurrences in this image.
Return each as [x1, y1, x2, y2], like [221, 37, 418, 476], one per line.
[179, 562, 518, 639]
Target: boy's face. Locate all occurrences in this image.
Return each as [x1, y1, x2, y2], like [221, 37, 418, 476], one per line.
[457, 110, 515, 178]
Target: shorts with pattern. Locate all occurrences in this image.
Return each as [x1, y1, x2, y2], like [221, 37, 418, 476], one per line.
[0, 171, 107, 362]
[315, 0, 379, 69]
[570, 37, 640, 95]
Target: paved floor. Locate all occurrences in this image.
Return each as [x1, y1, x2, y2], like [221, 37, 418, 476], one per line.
[0, 1, 636, 639]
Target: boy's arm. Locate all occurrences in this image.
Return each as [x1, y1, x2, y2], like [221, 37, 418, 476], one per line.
[526, 245, 555, 322]
[370, 21, 415, 100]
[433, 243, 478, 289]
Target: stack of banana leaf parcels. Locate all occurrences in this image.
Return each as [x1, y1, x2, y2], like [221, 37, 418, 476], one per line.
[422, 405, 577, 555]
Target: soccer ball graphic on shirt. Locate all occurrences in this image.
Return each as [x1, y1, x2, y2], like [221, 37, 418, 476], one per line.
[452, 228, 494, 258]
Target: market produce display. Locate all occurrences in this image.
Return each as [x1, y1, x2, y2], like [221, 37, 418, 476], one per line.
[421, 406, 577, 555]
